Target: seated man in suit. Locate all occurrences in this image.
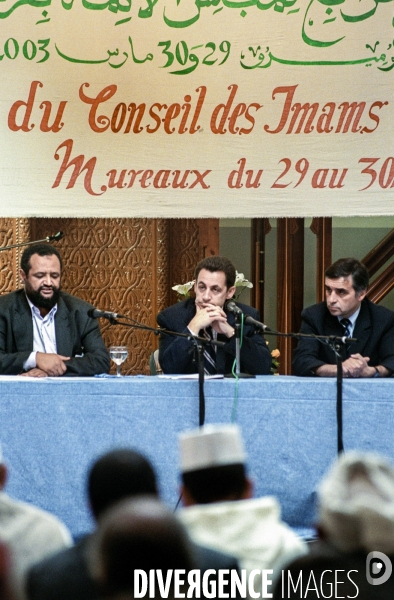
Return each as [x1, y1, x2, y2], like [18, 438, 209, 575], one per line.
[156, 255, 271, 375]
[0, 243, 110, 376]
[27, 448, 159, 600]
[293, 257, 394, 377]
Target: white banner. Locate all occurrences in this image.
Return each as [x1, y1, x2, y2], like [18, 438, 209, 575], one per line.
[1, 0, 393, 217]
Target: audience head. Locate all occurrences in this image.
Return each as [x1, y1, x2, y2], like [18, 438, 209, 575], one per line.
[194, 256, 236, 290]
[317, 450, 394, 554]
[87, 448, 158, 521]
[179, 424, 252, 505]
[90, 496, 195, 598]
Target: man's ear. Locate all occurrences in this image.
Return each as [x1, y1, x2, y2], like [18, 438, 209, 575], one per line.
[316, 524, 327, 541]
[241, 477, 253, 500]
[0, 464, 8, 490]
[19, 268, 26, 284]
[180, 484, 196, 507]
[356, 288, 367, 302]
[226, 286, 236, 300]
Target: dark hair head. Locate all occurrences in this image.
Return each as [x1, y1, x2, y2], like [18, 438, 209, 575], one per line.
[92, 496, 195, 596]
[194, 256, 236, 289]
[182, 463, 247, 504]
[87, 449, 158, 521]
[20, 243, 62, 275]
[325, 258, 369, 294]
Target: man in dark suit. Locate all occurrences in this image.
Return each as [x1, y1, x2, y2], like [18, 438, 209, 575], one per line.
[0, 243, 109, 376]
[293, 257, 394, 377]
[27, 448, 241, 600]
[27, 449, 159, 600]
[157, 256, 271, 375]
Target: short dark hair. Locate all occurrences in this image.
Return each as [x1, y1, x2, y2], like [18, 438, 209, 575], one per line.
[194, 256, 236, 289]
[325, 258, 369, 294]
[21, 243, 62, 275]
[94, 497, 195, 596]
[87, 449, 158, 520]
[182, 463, 247, 504]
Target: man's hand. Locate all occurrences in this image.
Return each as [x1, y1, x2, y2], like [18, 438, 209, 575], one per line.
[315, 358, 390, 378]
[342, 353, 371, 378]
[188, 303, 234, 338]
[36, 352, 70, 376]
[20, 368, 48, 378]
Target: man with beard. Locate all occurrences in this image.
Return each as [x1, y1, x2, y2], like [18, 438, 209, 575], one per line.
[0, 244, 110, 377]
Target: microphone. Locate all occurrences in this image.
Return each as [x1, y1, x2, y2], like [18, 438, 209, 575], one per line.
[341, 336, 357, 344]
[226, 301, 272, 332]
[244, 315, 272, 332]
[87, 308, 124, 320]
[46, 231, 64, 242]
[226, 301, 243, 316]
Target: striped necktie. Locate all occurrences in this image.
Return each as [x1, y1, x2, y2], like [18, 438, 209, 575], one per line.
[201, 327, 217, 375]
[340, 318, 351, 338]
[340, 318, 351, 358]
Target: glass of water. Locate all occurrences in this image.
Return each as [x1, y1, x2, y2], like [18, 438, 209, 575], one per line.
[109, 346, 128, 377]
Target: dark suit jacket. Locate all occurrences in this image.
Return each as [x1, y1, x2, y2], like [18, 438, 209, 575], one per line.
[292, 297, 394, 376]
[0, 289, 110, 376]
[157, 298, 271, 375]
[27, 536, 96, 600]
[27, 534, 241, 600]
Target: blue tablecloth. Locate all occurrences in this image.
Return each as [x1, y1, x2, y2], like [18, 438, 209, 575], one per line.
[1, 375, 394, 539]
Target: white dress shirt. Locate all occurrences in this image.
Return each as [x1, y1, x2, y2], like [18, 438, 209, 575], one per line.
[23, 296, 57, 371]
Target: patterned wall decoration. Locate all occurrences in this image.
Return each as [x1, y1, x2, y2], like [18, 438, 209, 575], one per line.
[168, 220, 201, 306]
[0, 218, 32, 292]
[0, 219, 17, 294]
[155, 219, 170, 316]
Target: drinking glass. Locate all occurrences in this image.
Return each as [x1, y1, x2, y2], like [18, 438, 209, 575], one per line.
[109, 346, 128, 377]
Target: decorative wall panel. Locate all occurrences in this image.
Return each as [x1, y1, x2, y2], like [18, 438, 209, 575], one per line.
[0, 218, 32, 293]
[0, 219, 17, 295]
[168, 220, 201, 306]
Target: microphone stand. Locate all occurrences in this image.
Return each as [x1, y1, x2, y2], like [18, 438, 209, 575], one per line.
[97, 314, 225, 427]
[333, 340, 345, 454]
[225, 312, 255, 379]
[0, 232, 64, 252]
[245, 315, 354, 456]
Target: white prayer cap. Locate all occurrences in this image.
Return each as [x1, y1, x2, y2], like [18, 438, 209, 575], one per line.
[179, 423, 246, 473]
[318, 450, 394, 554]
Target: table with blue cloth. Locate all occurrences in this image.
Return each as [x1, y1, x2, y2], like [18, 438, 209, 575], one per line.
[1, 375, 393, 539]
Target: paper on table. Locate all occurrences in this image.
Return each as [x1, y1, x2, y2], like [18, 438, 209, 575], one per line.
[157, 374, 224, 380]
